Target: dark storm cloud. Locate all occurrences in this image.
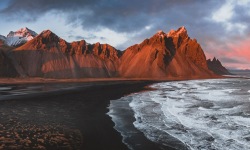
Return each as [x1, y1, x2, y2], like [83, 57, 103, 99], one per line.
[3, 0, 250, 40]
[1, 0, 247, 47]
[231, 4, 250, 33]
[1, 0, 98, 13]
[2, 0, 250, 68]
[1, 0, 222, 33]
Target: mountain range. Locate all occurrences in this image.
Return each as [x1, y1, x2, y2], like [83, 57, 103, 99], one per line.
[0, 26, 230, 79]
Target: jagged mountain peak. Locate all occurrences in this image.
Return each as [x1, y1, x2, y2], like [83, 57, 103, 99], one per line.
[16, 29, 67, 51]
[177, 26, 187, 32]
[153, 27, 188, 40]
[156, 30, 166, 38]
[167, 26, 188, 38]
[41, 29, 53, 34]
[212, 57, 218, 62]
[39, 30, 58, 38]
[119, 26, 213, 78]
[36, 30, 65, 46]
[208, 57, 221, 64]
[15, 29, 121, 61]
[7, 27, 37, 38]
[207, 57, 231, 75]
[3, 27, 37, 47]
[15, 27, 35, 34]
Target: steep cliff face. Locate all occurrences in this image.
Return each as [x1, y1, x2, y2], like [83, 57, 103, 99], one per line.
[119, 27, 214, 78]
[118, 31, 174, 77]
[13, 30, 121, 78]
[167, 27, 207, 69]
[207, 57, 231, 75]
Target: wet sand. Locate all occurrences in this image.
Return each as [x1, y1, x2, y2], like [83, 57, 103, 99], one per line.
[0, 80, 167, 150]
[0, 76, 224, 84]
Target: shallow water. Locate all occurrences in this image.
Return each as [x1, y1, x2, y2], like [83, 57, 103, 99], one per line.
[108, 78, 250, 150]
[0, 83, 89, 100]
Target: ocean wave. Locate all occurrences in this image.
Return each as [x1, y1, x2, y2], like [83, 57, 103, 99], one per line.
[108, 78, 250, 150]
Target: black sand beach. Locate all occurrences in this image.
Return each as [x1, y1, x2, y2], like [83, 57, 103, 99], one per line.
[0, 80, 172, 150]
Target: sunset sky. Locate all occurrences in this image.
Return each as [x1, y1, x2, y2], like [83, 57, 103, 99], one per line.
[0, 0, 249, 69]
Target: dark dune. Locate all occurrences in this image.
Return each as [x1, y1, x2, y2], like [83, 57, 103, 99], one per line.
[0, 80, 169, 150]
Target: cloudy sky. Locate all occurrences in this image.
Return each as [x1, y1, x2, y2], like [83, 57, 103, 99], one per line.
[0, 0, 250, 69]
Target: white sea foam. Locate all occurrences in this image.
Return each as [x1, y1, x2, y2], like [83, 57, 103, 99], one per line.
[127, 79, 250, 150]
[107, 96, 135, 150]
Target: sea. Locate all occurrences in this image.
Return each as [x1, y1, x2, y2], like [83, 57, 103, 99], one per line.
[108, 72, 250, 150]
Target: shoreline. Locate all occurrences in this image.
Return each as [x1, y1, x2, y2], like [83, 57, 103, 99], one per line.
[0, 75, 225, 85]
[0, 77, 239, 149]
[0, 80, 162, 150]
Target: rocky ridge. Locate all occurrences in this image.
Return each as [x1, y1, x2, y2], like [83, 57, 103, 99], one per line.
[207, 57, 231, 75]
[119, 26, 213, 78]
[13, 30, 121, 78]
[0, 26, 226, 79]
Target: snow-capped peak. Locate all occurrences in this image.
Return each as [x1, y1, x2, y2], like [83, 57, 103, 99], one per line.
[4, 27, 38, 47]
[7, 27, 37, 40]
